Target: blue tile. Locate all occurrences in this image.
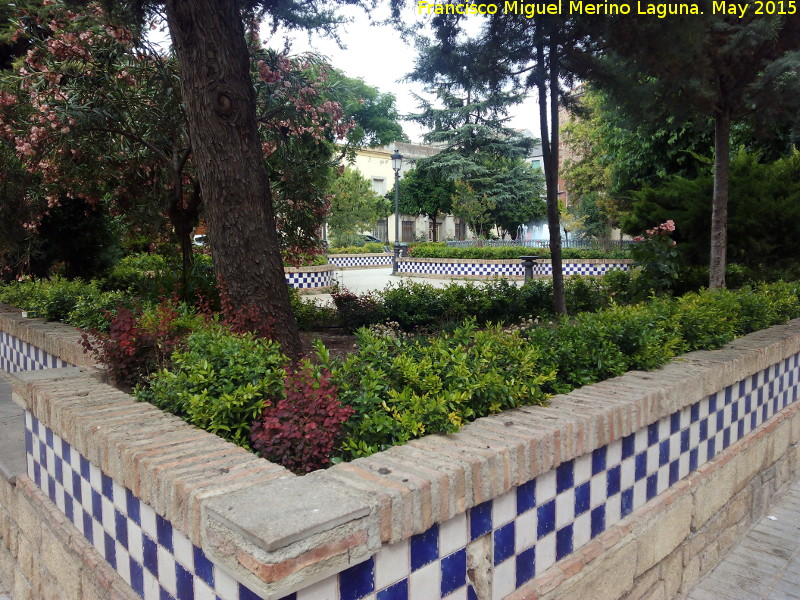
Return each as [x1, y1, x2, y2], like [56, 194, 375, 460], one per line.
[129, 557, 144, 597]
[194, 546, 214, 587]
[47, 476, 55, 502]
[46, 428, 53, 448]
[690, 403, 700, 423]
[707, 438, 716, 461]
[669, 460, 680, 486]
[104, 532, 116, 569]
[646, 474, 658, 501]
[574, 482, 590, 516]
[516, 480, 536, 514]
[470, 501, 493, 540]
[441, 549, 466, 596]
[83, 510, 93, 544]
[72, 472, 82, 503]
[731, 402, 739, 423]
[127, 490, 140, 525]
[339, 558, 375, 600]
[65, 495, 73, 523]
[725, 385, 733, 405]
[607, 465, 621, 497]
[91, 489, 102, 521]
[143, 535, 158, 576]
[24, 429, 32, 455]
[537, 500, 555, 539]
[39, 441, 46, 463]
[659, 440, 670, 467]
[709, 393, 717, 414]
[670, 413, 681, 434]
[176, 562, 193, 599]
[160, 589, 176, 600]
[239, 585, 264, 600]
[689, 448, 699, 472]
[680, 429, 690, 454]
[723, 428, 731, 450]
[622, 434, 635, 459]
[591, 447, 606, 475]
[751, 412, 758, 431]
[737, 420, 745, 440]
[634, 453, 647, 481]
[468, 584, 479, 600]
[101, 473, 113, 500]
[377, 579, 408, 600]
[699, 419, 708, 442]
[621, 489, 634, 518]
[516, 547, 535, 588]
[647, 422, 659, 446]
[739, 380, 746, 399]
[493, 522, 515, 565]
[54, 456, 63, 484]
[80, 456, 90, 480]
[556, 525, 573, 561]
[556, 460, 574, 494]
[115, 510, 128, 549]
[33, 463, 40, 487]
[157, 514, 173, 552]
[410, 524, 439, 571]
[590, 505, 605, 538]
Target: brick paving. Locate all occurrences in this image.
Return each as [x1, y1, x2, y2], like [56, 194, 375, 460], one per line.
[689, 479, 800, 600]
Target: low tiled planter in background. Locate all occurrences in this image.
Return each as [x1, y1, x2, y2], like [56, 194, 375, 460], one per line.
[396, 257, 633, 279]
[327, 253, 393, 270]
[284, 264, 336, 292]
[1, 306, 799, 600]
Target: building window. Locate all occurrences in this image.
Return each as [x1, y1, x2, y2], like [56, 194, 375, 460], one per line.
[402, 220, 414, 242]
[371, 177, 386, 195]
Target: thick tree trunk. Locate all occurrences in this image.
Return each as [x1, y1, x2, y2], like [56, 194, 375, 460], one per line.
[709, 107, 730, 289]
[163, 0, 301, 356]
[537, 39, 567, 315]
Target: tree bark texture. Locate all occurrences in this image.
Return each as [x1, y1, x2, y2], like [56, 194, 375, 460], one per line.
[709, 107, 730, 289]
[162, 0, 301, 355]
[537, 39, 567, 315]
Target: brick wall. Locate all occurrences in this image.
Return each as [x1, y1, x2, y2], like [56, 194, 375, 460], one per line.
[0, 307, 798, 600]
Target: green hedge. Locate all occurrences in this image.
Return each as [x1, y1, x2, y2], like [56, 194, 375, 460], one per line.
[328, 243, 388, 254]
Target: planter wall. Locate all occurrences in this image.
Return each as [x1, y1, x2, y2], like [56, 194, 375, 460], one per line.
[284, 264, 335, 291]
[328, 253, 393, 269]
[396, 258, 633, 279]
[1, 307, 799, 600]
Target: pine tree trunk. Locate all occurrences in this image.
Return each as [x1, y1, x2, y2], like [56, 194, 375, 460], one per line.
[163, 0, 301, 356]
[537, 39, 567, 315]
[709, 107, 730, 289]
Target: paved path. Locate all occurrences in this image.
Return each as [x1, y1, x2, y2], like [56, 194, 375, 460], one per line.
[689, 479, 800, 600]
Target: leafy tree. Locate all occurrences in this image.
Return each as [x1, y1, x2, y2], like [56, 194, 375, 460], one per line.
[592, 11, 800, 288]
[451, 179, 494, 238]
[327, 167, 388, 245]
[395, 163, 455, 242]
[559, 200, 585, 245]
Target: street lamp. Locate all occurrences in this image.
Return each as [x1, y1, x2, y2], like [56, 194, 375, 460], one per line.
[391, 149, 403, 275]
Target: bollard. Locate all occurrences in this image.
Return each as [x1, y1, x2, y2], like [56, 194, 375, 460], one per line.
[520, 256, 538, 282]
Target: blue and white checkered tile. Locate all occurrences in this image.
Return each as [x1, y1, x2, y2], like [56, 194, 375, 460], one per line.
[285, 272, 333, 290]
[288, 352, 800, 600]
[22, 352, 800, 600]
[330, 256, 392, 268]
[1, 331, 71, 373]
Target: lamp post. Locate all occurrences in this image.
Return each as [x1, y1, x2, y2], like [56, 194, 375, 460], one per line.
[391, 149, 403, 275]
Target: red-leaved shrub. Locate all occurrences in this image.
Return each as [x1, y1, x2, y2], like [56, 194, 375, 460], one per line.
[250, 365, 353, 473]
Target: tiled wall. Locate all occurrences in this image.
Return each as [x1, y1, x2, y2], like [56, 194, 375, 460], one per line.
[0, 330, 71, 373]
[329, 255, 392, 268]
[18, 334, 800, 600]
[284, 268, 334, 290]
[396, 261, 630, 278]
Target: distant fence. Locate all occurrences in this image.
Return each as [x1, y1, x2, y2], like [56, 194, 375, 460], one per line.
[446, 239, 634, 250]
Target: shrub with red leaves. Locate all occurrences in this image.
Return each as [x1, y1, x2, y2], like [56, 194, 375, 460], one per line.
[250, 365, 353, 474]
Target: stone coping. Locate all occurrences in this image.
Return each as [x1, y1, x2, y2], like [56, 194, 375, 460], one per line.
[397, 257, 634, 265]
[327, 253, 392, 258]
[283, 264, 336, 273]
[2, 307, 800, 597]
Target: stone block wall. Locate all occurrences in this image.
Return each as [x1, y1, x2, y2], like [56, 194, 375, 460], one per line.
[0, 308, 799, 600]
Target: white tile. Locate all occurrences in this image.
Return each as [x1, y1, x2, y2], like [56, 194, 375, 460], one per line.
[590, 475, 606, 508]
[409, 560, 440, 600]
[25, 412, 32, 428]
[157, 546, 176, 596]
[723, 406, 732, 428]
[26, 456, 34, 478]
[572, 512, 591, 551]
[213, 565, 240, 600]
[633, 480, 647, 511]
[537, 470, 556, 503]
[81, 480, 92, 511]
[63, 467, 73, 496]
[605, 495, 621, 528]
[492, 557, 515, 600]
[669, 434, 681, 461]
[689, 423, 700, 449]
[555, 491, 575, 529]
[102, 498, 115, 534]
[492, 490, 516, 526]
[634, 429, 647, 453]
[127, 522, 143, 563]
[46, 447, 55, 475]
[657, 467, 669, 495]
[620, 458, 635, 490]
[444, 587, 468, 600]
[194, 579, 216, 600]
[143, 570, 159, 600]
[515, 509, 536, 553]
[535, 532, 556, 575]
[89, 463, 102, 490]
[699, 397, 709, 419]
[658, 417, 670, 441]
[140, 502, 157, 540]
[375, 537, 409, 590]
[696, 441, 708, 470]
[646, 446, 659, 475]
[116, 544, 131, 585]
[172, 529, 194, 570]
[439, 513, 467, 557]
[574, 454, 591, 485]
[92, 521, 105, 555]
[55, 485, 65, 513]
[679, 454, 690, 479]
[606, 440, 622, 467]
[112, 481, 127, 513]
[680, 407, 691, 429]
